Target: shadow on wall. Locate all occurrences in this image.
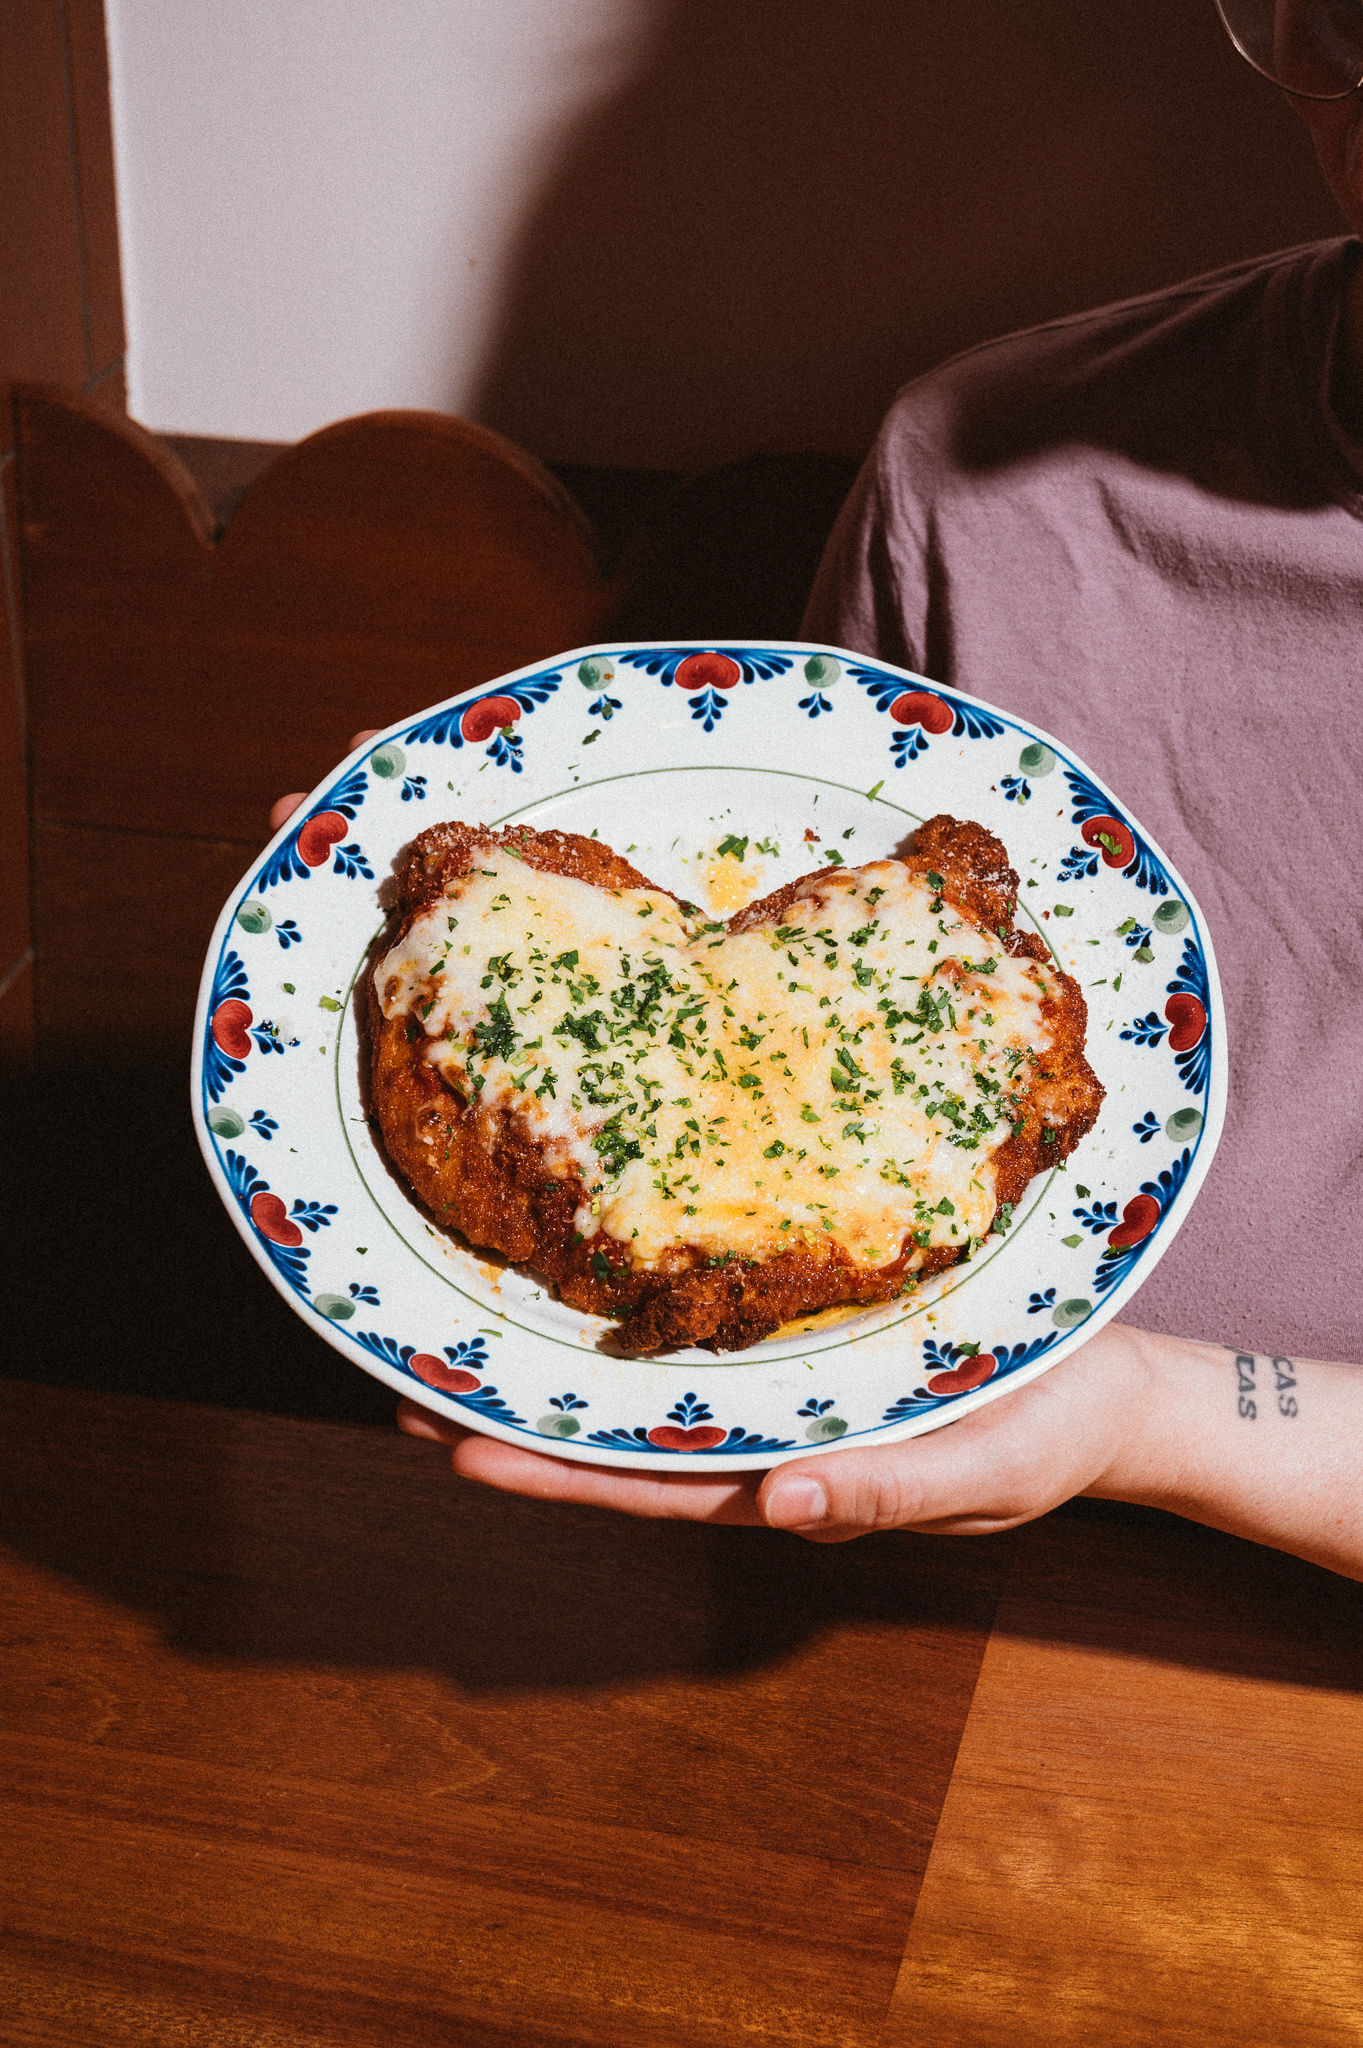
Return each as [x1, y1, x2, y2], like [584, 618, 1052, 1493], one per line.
[466, 0, 1340, 470]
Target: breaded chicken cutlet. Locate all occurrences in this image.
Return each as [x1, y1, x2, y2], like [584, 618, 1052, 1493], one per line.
[368, 815, 1104, 1353]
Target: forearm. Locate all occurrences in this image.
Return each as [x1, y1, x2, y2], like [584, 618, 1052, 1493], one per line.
[399, 1319, 1363, 1569]
[1089, 1330, 1363, 1581]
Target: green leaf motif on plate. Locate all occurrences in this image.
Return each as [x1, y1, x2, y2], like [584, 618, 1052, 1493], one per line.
[1052, 1297, 1092, 1330]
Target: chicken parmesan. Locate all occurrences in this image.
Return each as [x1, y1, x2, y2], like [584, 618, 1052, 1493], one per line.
[368, 815, 1103, 1353]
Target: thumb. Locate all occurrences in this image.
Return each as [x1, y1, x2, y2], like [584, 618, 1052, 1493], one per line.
[758, 1446, 929, 1543]
[754, 1362, 1103, 1543]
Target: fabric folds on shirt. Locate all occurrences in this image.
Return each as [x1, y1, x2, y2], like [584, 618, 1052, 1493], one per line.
[804, 238, 1363, 1361]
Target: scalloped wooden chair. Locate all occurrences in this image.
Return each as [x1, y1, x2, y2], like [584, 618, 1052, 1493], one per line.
[15, 388, 618, 1043]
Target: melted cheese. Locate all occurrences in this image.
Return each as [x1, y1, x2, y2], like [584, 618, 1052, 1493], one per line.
[376, 854, 1054, 1272]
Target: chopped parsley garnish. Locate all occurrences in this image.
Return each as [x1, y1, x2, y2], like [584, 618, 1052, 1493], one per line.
[471, 994, 519, 1060]
[480, 952, 520, 989]
[594, 1117, 643, 1177]
[554, 1009, 608, 1051]
[396, 846, 1065, 1275]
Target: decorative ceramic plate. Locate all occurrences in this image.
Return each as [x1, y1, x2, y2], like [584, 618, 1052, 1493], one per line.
[193, 641, 1224, 1470]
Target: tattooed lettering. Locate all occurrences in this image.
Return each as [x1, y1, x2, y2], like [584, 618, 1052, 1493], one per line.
[1235, 1351, 1256, 1420]
[1232, 1351, 1299, 1420]
[1272, 1355, 1298, 1419]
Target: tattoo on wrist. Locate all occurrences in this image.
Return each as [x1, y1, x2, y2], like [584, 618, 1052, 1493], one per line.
[1232, 1351, 1298, 1420]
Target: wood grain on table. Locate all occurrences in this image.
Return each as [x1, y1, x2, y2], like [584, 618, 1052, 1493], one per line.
[5, 1377, 1362, 2047]
[884, 1505, 1363, 2048]
[0, 1378, 1004, 2048]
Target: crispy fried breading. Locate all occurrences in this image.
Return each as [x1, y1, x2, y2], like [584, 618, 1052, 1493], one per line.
[369, 817, 1104, 1353]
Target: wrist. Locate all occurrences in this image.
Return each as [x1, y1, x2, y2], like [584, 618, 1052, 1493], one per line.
[1066, 1327, 1363, 1581]
[1081, 1323, 1221, 1512]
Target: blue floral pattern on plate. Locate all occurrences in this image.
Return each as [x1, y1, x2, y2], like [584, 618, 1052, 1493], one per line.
[256, 765, 371, 891]
[193, 639, 1225, 1471]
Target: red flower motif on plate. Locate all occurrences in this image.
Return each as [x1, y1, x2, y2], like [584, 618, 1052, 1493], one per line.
[1164, 991, 1207, 1052]
[675, 652, 740, 693]
[1080, 815, 1136, 868]
[647, 1423, 727, 1451]
[889, 690, 953, 734]
[410, 1353, 482, 1393]
[926, 1352, 997, 1395]
[211, 998, 253, 1058]
[296, 811, 349, 867]
[1108, 1195, 1160, 1249]
[250, 1191, 303, 1247]
[460, 695, 522, 744]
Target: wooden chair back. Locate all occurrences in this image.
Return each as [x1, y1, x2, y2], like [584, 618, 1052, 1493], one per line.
[15, 388, 617, 1047]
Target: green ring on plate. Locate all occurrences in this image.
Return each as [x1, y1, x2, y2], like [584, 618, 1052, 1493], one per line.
[207, 1107, 245, 1138]
[370, 744, 406, 779]
[313, 1293, 355, 1321]
[803, 654, 839, 686]
[538, 1414, 581, 1437]
[1052, 1297, 1092, 1330]
[236, 901, 272, 934]
[1018, 742, 1055, 776]
[1166, 1107, 1203, 1141]
[1153, 899, 1190, 934]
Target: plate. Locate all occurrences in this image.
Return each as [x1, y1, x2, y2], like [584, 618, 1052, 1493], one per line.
[193, 641, 1225, 1470]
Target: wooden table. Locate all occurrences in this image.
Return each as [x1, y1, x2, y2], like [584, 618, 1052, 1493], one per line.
[3, 1376, 1362, 2047]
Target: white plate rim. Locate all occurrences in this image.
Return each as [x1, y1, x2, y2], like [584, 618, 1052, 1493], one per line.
[192, 639, 1226, 1470]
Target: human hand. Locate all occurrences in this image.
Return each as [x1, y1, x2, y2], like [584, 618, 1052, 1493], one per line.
[267, 753, 1362, 1575]
[396, 1322, 1161, 1542]
[272, 731, 1146, 1542]
[269, 730, 382, 835]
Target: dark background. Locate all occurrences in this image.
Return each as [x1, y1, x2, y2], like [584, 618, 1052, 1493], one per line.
[0, 0, 1343, 1421]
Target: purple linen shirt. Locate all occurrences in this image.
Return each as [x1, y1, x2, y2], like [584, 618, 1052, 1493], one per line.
[804, 239, 1363, 1361]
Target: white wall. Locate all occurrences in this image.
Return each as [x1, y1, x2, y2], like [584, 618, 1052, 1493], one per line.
[106, 0, 660, 446]
[106, 0, 1342, 468]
